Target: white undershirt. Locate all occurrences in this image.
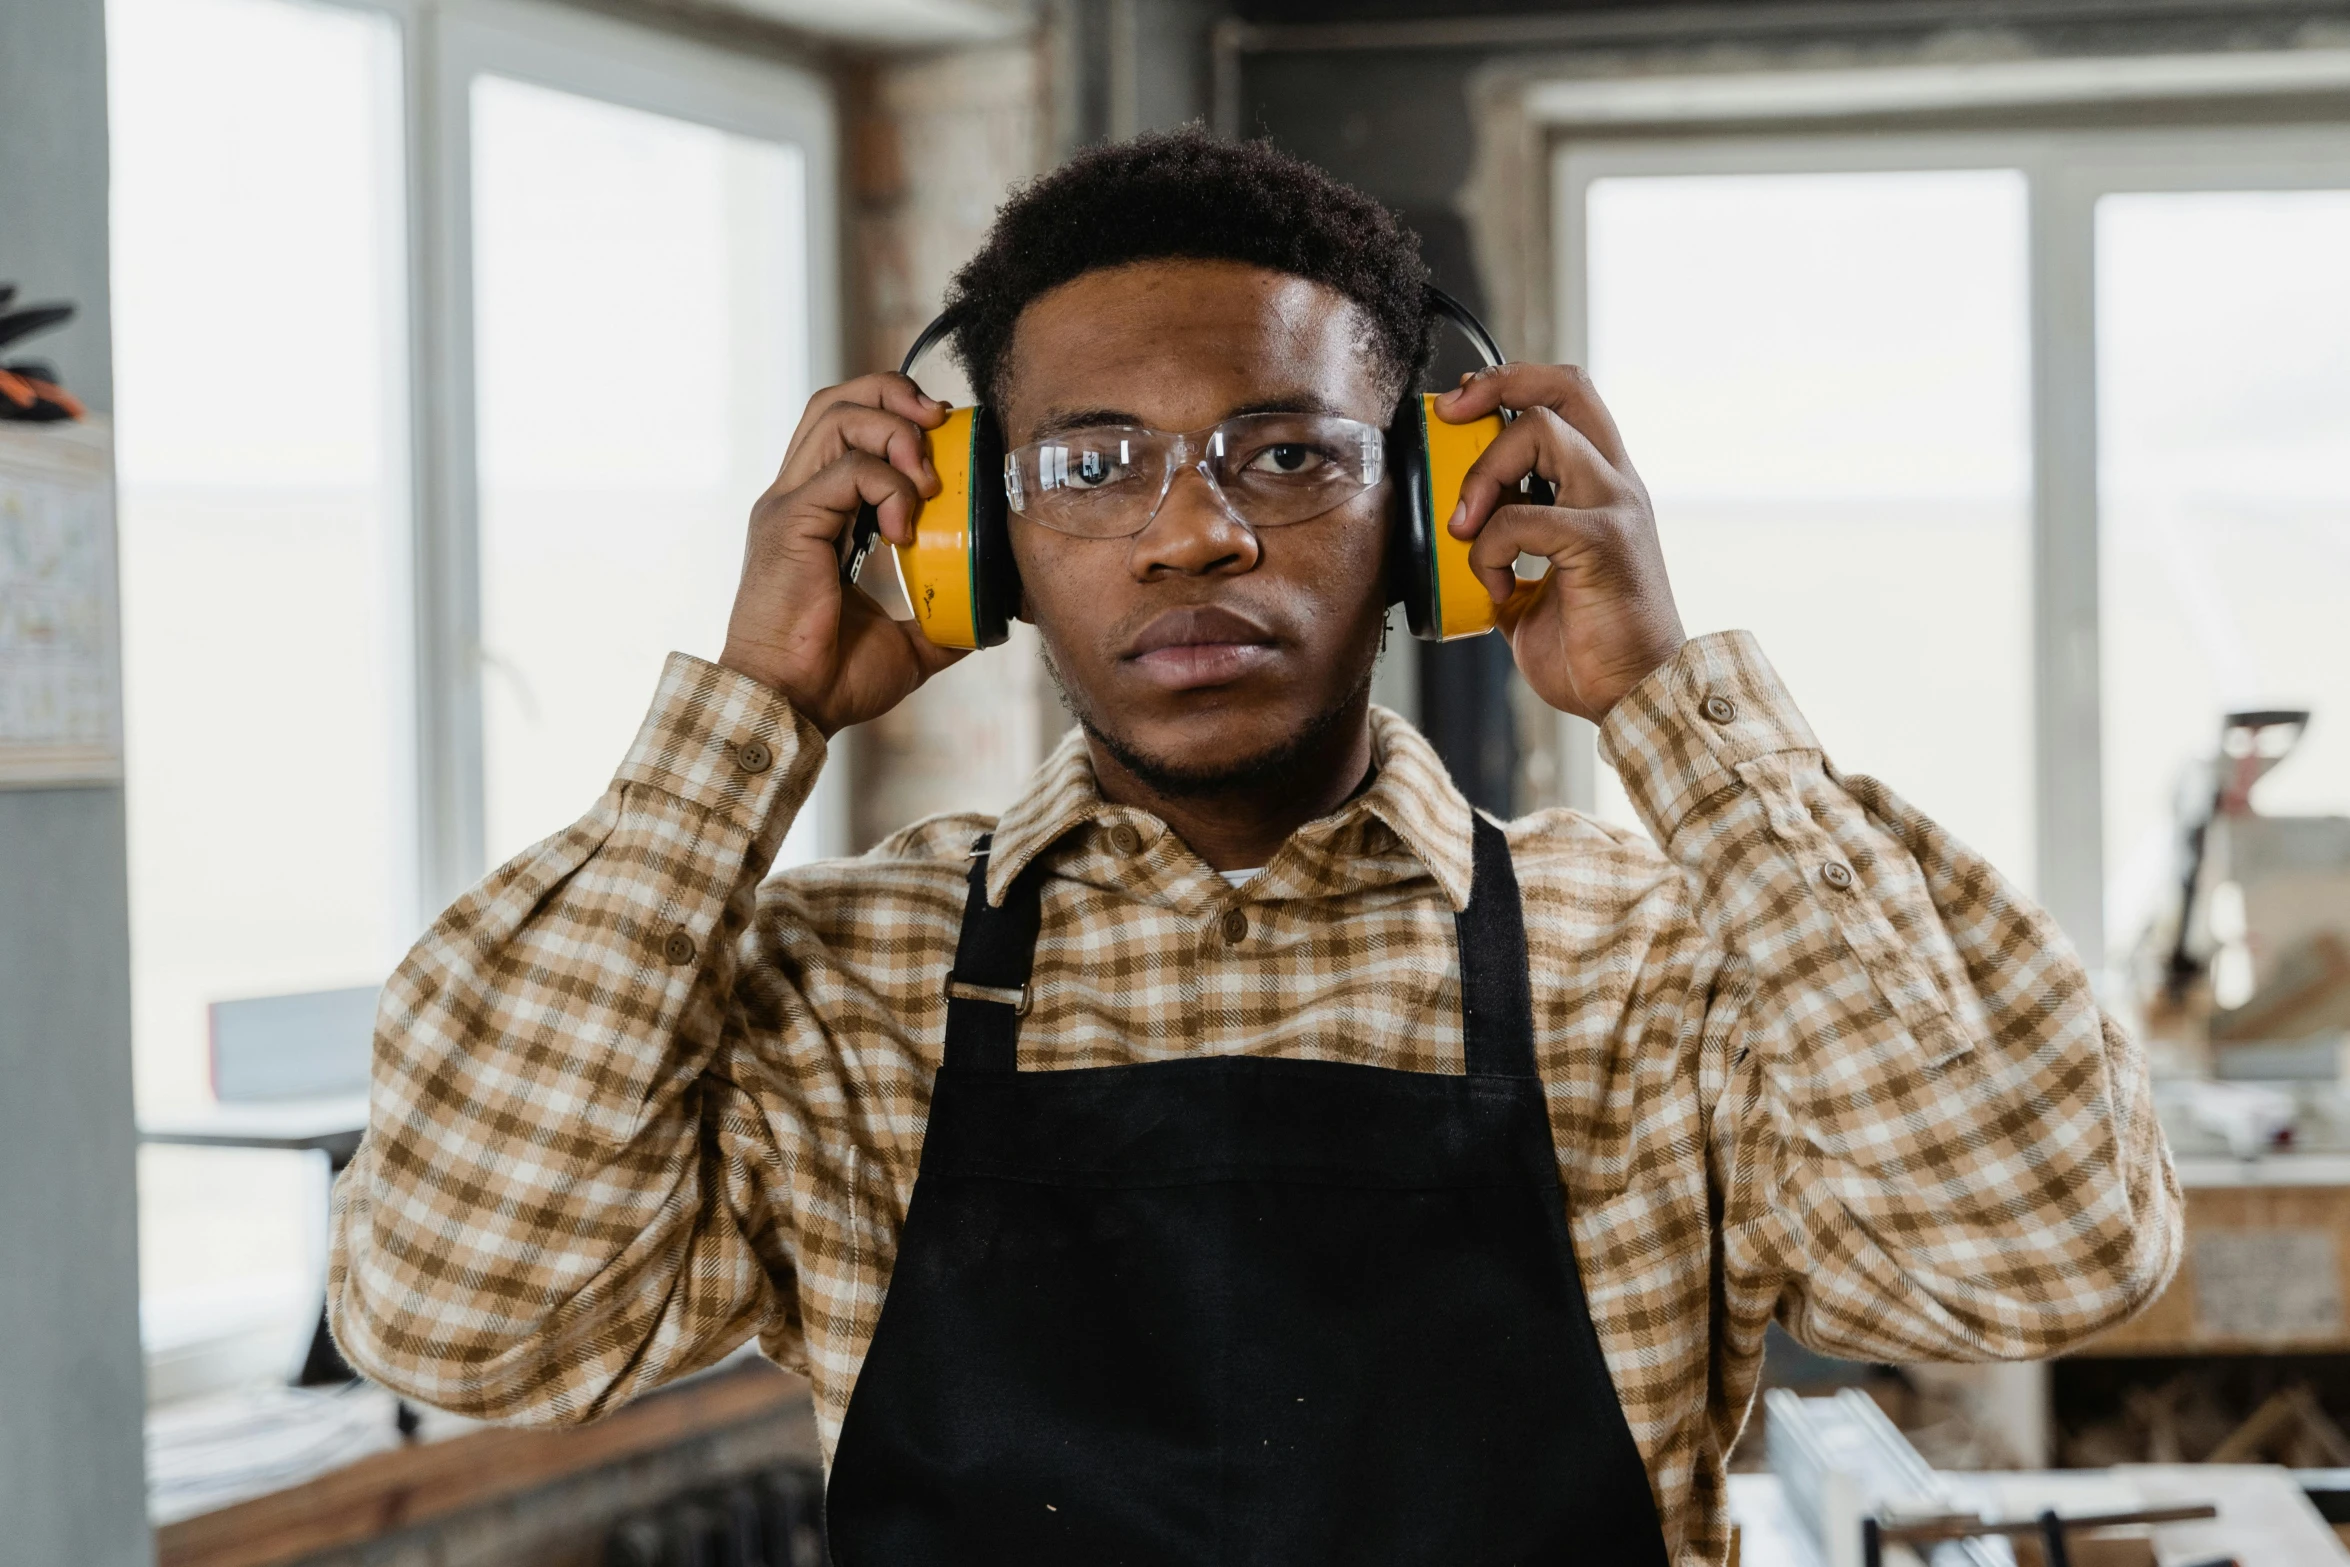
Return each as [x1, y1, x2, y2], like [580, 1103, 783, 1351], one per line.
[1218, 868, 1262, 887]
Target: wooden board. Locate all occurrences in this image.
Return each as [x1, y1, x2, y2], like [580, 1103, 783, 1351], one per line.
[155, 1362, 812, 1567]
[2080, 1183, 2350, 1356]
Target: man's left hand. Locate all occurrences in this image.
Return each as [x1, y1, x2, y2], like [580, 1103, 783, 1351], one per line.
[1436, 364, 1686, 724]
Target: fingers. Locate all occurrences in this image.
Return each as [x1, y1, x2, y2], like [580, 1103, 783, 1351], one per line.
[1449, 406, 1622, 543]
[837, 575, 969, 680]
[1433, 361, 1631, 473]
[766, 449, 928, 550]
[1492, 569, 1554, 642]
[902, 618, 972, 678]
[791, 371, 947, 442]
[1463, 502, 1625, 605]
[780, 371, 948, 475]
[777, 399, 945, 505]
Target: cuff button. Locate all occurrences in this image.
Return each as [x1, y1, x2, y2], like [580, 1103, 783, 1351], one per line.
[1108, 823, 1144, 856]
[735, 738, 774, 775]
[1821, 861, 1854, 891]
[661, 929, 699, 965]
[1702, 695, 1737, 724]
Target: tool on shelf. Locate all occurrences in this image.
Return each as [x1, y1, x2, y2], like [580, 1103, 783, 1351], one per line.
[2164, 708, 2312, 1004]
[0, 284, 86, 422]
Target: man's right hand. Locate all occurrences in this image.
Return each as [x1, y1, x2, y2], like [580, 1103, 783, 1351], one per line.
[719, 372, 969, 736]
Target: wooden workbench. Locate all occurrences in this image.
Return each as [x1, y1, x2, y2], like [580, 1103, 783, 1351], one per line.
[2083, 1154, 2350, 1356]
[154, 1361, 816, 1567]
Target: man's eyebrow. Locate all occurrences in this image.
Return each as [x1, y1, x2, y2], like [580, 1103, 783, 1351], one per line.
[1029, 407, 1144, 439]
[1027, 393, 1358, 439]
[1224, 394, 1354, 419]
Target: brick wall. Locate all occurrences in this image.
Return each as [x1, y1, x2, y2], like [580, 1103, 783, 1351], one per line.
[840, 39, 1075, 849]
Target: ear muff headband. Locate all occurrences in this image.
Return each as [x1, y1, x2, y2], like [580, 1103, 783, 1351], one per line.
[846, 287, 1543, 651]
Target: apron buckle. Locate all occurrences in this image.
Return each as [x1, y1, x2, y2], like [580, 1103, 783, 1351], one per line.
[945, 976, 1032, 1016]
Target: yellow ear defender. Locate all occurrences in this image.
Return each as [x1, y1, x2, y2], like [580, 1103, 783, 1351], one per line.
[841, 286, 1548, 650]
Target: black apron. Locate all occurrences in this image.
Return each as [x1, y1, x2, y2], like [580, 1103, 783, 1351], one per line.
[826, 817, 1670, 1565]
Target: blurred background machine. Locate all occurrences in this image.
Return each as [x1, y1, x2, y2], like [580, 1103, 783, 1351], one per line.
[2145, 708, 2350, 1080]
[2062, 709, 2350, 1473]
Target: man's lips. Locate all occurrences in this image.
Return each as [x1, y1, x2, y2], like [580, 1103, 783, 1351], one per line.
[1126, 605, 1276, 656]
[1122, 605, 1280, 690]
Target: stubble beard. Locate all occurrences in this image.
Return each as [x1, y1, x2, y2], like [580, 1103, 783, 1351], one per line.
[1040, 638, 1382, 802]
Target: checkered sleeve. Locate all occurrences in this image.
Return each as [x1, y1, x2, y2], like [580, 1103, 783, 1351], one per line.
[1600, 632, 2181, 1363]
[328, 653, 827, 1424]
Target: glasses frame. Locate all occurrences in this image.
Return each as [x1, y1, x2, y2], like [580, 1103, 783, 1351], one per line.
[1002, 410, 1389, 540]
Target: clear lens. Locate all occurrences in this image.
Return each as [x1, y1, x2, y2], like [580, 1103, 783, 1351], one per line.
[1214, 414, 1384, 519]
[1006, 412, 1384, 538]
[1039, 431, 1149, 497]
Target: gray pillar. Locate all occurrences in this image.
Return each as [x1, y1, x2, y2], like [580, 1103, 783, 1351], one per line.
[1048, 0, 1223, 155]
[0, 0, 153, 1562]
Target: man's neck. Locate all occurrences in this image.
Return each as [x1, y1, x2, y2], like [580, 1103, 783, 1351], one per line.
[1085, 708, 1377, 874]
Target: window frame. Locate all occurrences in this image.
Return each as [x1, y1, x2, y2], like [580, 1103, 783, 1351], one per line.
[110, 0, 839, 1374]
[1549, 115, 2350, 958]
[293, 0, 841, 921]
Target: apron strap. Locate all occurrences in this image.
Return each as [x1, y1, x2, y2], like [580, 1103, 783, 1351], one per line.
[942, 833, 1045, 1073]
[1457, 814, 1537, 1079]
[943, 819, 1535, 1079]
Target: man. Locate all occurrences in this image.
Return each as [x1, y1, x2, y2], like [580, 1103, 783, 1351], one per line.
[330, 131, 2178, 1563]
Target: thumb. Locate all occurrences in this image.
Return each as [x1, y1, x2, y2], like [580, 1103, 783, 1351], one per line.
[905, 625, 971, 681]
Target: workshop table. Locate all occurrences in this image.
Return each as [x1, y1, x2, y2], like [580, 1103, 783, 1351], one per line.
[1730, 1463, 2348, 1566]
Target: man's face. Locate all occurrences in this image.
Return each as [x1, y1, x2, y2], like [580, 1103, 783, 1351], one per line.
[998, 259, 1395, 792]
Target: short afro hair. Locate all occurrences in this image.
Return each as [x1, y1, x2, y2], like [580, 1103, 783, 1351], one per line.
[945, 128, 1433, 411]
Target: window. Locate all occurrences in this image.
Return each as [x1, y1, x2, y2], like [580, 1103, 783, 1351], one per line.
[111, 0, 410, 1359]
[1581, 169, 2035, 884]
[1554, 118, 2350, 979]
[470, 76, 811, 864]
[107, 0, 836, 1377]
[422, 2, 840, 899]
[2095, 189, 2350, 954]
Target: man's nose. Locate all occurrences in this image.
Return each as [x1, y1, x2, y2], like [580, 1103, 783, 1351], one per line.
[1128, 464, 1260, 580]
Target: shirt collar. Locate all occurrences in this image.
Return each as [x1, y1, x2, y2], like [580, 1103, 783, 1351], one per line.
[984, 705, 1477, 911]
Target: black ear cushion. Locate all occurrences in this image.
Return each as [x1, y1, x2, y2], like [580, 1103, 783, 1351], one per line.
[968, 406, 1017, 649]
[1383, 392, 1437, 639]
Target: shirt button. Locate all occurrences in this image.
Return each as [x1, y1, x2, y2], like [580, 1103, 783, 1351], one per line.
[1108, 824, 1143, 856]
[1821, 861, 1854, 891]
[1220, 908, 1250, 945]
[1702, 695, 1737, 724]
[735, 738, 774, 774]
[661, 929, 698, 965]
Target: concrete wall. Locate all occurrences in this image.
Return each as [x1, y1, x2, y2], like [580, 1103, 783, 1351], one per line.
[0, 0, 153, 1562]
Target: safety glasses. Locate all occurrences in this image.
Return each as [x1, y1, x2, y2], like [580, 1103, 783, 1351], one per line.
[1003, 412, 1386, 539]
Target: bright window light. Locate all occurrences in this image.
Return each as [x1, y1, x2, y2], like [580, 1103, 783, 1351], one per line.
[470, 75, 810, 869]
[108, 0, 409, 1335]
[2097, 189, 2350, 962]
[1584, 169, 2036, 887]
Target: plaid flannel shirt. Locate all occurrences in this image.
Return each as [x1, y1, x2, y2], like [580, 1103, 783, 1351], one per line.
[328, 630, 2180, 1563]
